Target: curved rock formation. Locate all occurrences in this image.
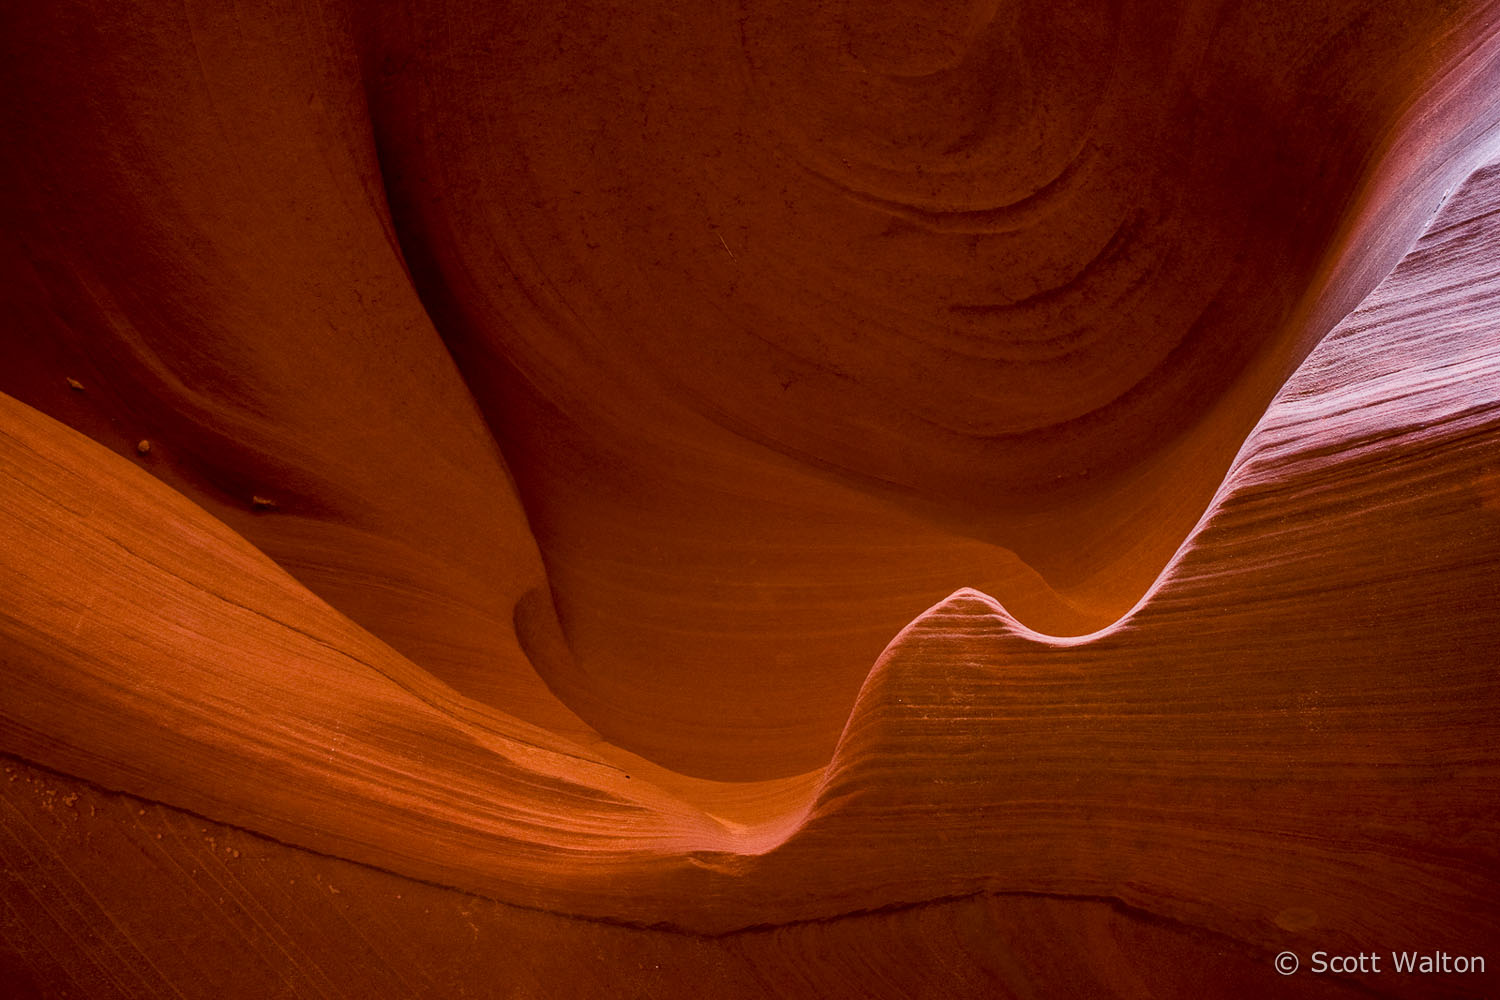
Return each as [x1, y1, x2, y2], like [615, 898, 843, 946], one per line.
[2, 0, 1500, 996]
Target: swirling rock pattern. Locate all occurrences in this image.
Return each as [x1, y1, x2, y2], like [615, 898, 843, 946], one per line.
[2, 0, 1499, 996]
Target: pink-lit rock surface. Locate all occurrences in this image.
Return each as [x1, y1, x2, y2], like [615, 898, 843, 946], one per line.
[2, 1, 1500, 996]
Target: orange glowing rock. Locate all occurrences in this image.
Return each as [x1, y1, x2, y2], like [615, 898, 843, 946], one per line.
[2, 1, 1500, 996]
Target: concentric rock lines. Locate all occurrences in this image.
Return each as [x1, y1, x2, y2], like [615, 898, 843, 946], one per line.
[2, 1, 1500, 996]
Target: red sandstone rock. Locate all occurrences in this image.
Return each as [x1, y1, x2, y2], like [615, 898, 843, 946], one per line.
[2, 1, 1500, 996]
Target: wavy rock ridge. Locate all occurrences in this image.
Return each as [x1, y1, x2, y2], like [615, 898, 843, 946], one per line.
[4, 156, 1499, 939]
[3, 1, 1500, 996]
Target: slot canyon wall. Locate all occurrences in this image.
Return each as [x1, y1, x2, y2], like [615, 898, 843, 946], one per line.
[2, 0, 1499, 996]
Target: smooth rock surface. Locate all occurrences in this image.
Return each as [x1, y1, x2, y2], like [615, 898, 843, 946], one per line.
[2, 1, 1500, 996]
